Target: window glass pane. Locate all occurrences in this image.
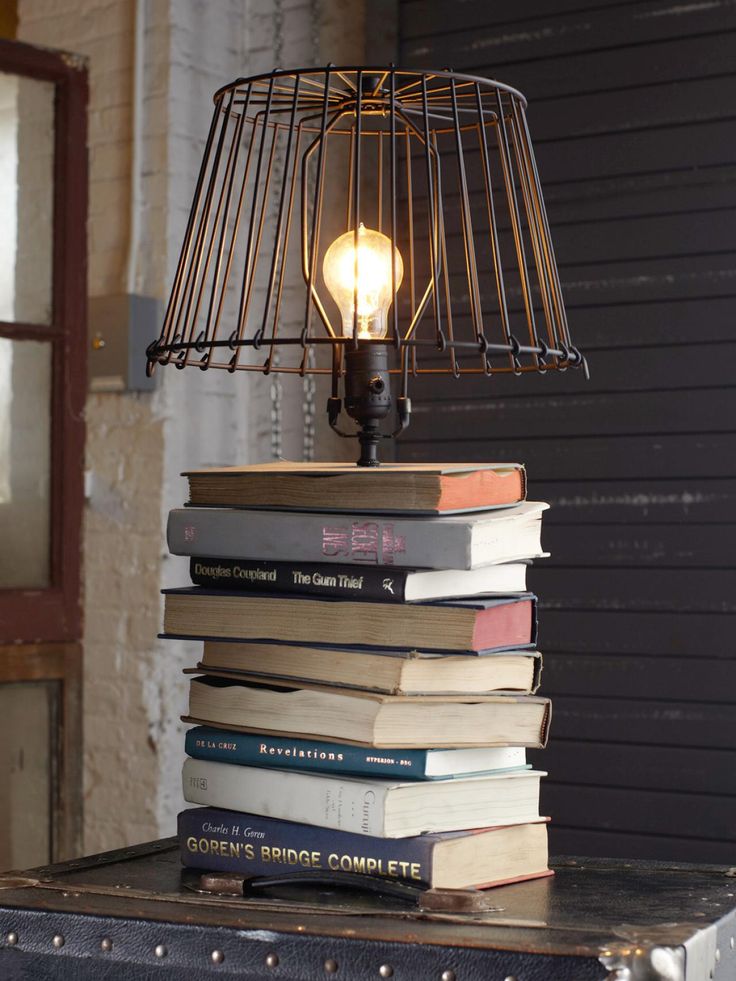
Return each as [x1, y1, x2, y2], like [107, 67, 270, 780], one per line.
[0, 72, 54, 325]
[0, 681, 53, 870]
[0, 339, 52, 587]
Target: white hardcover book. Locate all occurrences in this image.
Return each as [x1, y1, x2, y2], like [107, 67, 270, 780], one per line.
[182, 757, 544, 838]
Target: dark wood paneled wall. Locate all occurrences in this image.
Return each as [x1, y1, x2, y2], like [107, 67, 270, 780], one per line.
[397, 0, 736, 861]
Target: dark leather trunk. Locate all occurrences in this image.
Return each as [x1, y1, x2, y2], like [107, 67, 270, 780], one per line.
[1, 840, 734, 979]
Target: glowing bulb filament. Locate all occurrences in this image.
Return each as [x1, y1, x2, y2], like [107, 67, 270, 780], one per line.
[323, 223, 403, 340]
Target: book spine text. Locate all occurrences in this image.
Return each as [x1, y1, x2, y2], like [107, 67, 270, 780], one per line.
[178, 807, 433, 885]
[190, 558, 409, 602]
[168, 509, 471, 569]
[185, 727, 430, 779]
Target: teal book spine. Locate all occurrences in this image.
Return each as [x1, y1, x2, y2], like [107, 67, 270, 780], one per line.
[185, 726, 430, 779]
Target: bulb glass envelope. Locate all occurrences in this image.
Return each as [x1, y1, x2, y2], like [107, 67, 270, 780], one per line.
[146, 66, 586, 388]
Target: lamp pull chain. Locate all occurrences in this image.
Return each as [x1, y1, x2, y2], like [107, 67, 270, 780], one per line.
[268, 0, 318, 462]
[269, 373, 283, 461]
[269, 0, 285, 461]
[301, 0, 321, 463]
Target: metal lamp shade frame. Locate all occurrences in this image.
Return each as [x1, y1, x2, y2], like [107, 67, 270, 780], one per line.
[146, 66, 587, 463]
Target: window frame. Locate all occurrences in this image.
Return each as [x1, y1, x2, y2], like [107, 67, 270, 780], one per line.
[0, 38, 87, 862]
[0, 38, 87, 642]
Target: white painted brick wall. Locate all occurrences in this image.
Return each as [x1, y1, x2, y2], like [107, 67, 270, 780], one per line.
[18, 0, 373, 852]
[19, 0, 166, 852]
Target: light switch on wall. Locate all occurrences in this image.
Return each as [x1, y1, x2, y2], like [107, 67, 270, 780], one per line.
[88, 294, 160, 393]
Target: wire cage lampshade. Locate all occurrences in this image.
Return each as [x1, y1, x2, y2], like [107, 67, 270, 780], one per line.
[146, 66, 587, 465]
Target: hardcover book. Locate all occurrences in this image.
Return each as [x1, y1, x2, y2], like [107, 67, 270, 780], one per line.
[167, 500, 548, 570]
[178, 806, 551, 889]
[181, 758, 545, 837]
[183, 675, 552, 749]
[163, 589, 538, 654]
[189, 556, 531, 602]
[182, 461, 527, 514]
[185, 726, 529, 779]
[195, 641, 542, 695]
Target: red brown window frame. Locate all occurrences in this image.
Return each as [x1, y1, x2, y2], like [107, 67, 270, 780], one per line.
[0, 38, 87, 861]
[0, 38, 87, 643]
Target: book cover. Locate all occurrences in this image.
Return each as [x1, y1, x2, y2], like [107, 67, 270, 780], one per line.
[178, 806, 551, 890]
[162, 589, 538, 654]
[185, 726, 530, 779]
[189, 557, 529, 602]
[167, 501, 547, 570]
[181, 758, 545, 837]
[190, 557, 411, 601]
[193, 641, 542, 695]
[183, 461, 527, 514]
[183, 677, 552, 749]
[178, 805, 438, 883]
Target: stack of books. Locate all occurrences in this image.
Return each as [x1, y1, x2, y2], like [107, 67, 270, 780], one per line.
[164, 462, 553, 892]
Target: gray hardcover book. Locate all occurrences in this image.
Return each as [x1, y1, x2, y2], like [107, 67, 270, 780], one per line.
[167, 501, 548, 571]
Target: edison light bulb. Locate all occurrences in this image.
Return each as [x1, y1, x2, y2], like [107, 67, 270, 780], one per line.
[323, 223, 403, 340]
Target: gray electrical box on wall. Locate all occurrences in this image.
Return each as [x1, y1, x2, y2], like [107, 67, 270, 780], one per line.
[88, 294, 160, 393]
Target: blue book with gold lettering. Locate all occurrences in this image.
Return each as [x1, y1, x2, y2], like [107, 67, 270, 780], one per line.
[185, 726, 529, 780]
[178, 806, 550, 890]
